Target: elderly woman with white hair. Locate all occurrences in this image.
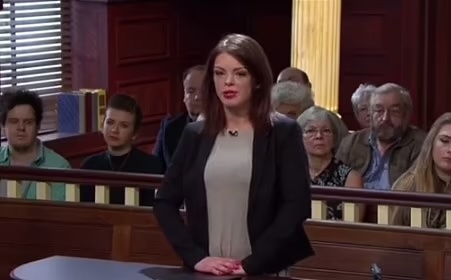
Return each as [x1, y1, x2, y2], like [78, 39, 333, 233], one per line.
[297, 106, 364, 221]
[351, 83, 376, 129]
[271, 81, 314, 120]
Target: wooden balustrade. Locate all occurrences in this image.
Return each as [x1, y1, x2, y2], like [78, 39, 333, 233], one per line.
[2, 165, 451, 279]
[1, 165, 451, 229]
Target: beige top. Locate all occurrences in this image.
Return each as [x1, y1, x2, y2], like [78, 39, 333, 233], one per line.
[204, 129, 253, 259]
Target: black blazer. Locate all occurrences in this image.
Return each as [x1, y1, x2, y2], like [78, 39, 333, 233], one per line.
[153, 113, 191, 172]
[154, 116, 314, 275]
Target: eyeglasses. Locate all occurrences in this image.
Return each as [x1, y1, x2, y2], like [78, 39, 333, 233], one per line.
[303, 128, 333, 138]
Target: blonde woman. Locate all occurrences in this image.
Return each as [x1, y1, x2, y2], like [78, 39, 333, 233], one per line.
[297, 106, 363, 221]
[390, 113, 451, 228]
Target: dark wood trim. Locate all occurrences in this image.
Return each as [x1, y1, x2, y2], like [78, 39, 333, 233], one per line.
[0, 166, 162, 187]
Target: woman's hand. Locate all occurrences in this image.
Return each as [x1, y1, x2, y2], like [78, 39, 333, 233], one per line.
[194, 257, 240, 275]
[231, 265, 246, 275]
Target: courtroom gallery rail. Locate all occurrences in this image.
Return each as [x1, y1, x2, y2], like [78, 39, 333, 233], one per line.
[0, 165, 450, 209]
[2, 165, 451, 280]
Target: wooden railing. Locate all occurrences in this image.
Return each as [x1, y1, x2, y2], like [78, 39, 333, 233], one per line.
[1, 165, 451, 229]
[2, 165, 451, 279]
[1, 166, 160, 205]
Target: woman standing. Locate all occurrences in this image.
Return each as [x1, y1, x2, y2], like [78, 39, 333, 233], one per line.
[154, 34, 313, 276]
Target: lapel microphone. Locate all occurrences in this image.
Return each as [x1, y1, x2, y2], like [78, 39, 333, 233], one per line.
[228, 129, 239, 137]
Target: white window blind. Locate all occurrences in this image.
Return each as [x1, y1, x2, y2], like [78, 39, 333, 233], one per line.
[0, 0, 71, 134]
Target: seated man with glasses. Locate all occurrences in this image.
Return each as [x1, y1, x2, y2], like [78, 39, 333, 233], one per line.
[337, 83, 425, 192]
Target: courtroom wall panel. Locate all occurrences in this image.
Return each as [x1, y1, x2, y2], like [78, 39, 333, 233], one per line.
[245, 1, 292, 79]
[338, 0, 425, 129]
[421, 0, 451, 128]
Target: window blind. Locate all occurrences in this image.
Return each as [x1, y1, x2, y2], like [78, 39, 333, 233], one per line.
[0, 0, 71, 134]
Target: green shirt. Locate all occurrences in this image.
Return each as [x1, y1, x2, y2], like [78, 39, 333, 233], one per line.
[0, 141, 71, 201]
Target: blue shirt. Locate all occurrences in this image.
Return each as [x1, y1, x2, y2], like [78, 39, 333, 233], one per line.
[364, 135, 392, 191]
[0, 141, 71, 200]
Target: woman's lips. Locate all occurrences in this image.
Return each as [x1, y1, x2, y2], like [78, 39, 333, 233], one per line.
[223, 90, 238, 99]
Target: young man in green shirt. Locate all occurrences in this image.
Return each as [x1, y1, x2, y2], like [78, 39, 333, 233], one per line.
[0, 89, 70, 200]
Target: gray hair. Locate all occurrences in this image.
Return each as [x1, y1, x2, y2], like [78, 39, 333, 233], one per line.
[371, 82, 413, 113]
[296, 106, 349, 152]
[271, 81, 314, 111]
[351, 84, 376, 113]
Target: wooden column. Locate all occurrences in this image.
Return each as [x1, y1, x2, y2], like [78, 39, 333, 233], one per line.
[291, 0, 341, 112]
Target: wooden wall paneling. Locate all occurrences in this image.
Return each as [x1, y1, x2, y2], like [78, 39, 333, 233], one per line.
[108, 1, 173, 119]
[245, 1, 292, 80]
[0, 201, 113, 278]
[422, 0, 451, 128]
[172, 0, 249, 113]
[108, 2, 172, 91]
[297, 244, 423, 279]
[339, 0, 424, 130]
[128, 225, 182, 266]
[425, 250, 445, 280]
[294, 222, 450, 280]
[116, 76, 171, 122]
[444, 253, 451, 280]
[172, 1, 213, 114]
[0, 200, 179, 279]
[2, 199, 451, 279]
[399, 0, 425, 128]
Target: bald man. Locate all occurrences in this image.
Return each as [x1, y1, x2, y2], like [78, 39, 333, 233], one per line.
[277, 67, 311, 88]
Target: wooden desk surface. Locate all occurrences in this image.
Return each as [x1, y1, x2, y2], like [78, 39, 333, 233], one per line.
[10, 256, 307, 280]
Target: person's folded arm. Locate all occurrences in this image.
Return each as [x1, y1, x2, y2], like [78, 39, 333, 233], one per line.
[153, 126, 208, 268]
[242, 122, 311, 275]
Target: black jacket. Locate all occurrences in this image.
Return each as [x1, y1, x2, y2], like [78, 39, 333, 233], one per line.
[153, 113, 191, 172]
[154, 116, 314, 275]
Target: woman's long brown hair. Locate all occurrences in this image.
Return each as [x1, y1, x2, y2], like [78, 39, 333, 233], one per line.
[390, 112, 451, 225]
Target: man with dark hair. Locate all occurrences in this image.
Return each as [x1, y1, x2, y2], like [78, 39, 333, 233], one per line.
[0, 89, 70, 200]
[80, 94, 163, 206]
[153, 65, 206, 171]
